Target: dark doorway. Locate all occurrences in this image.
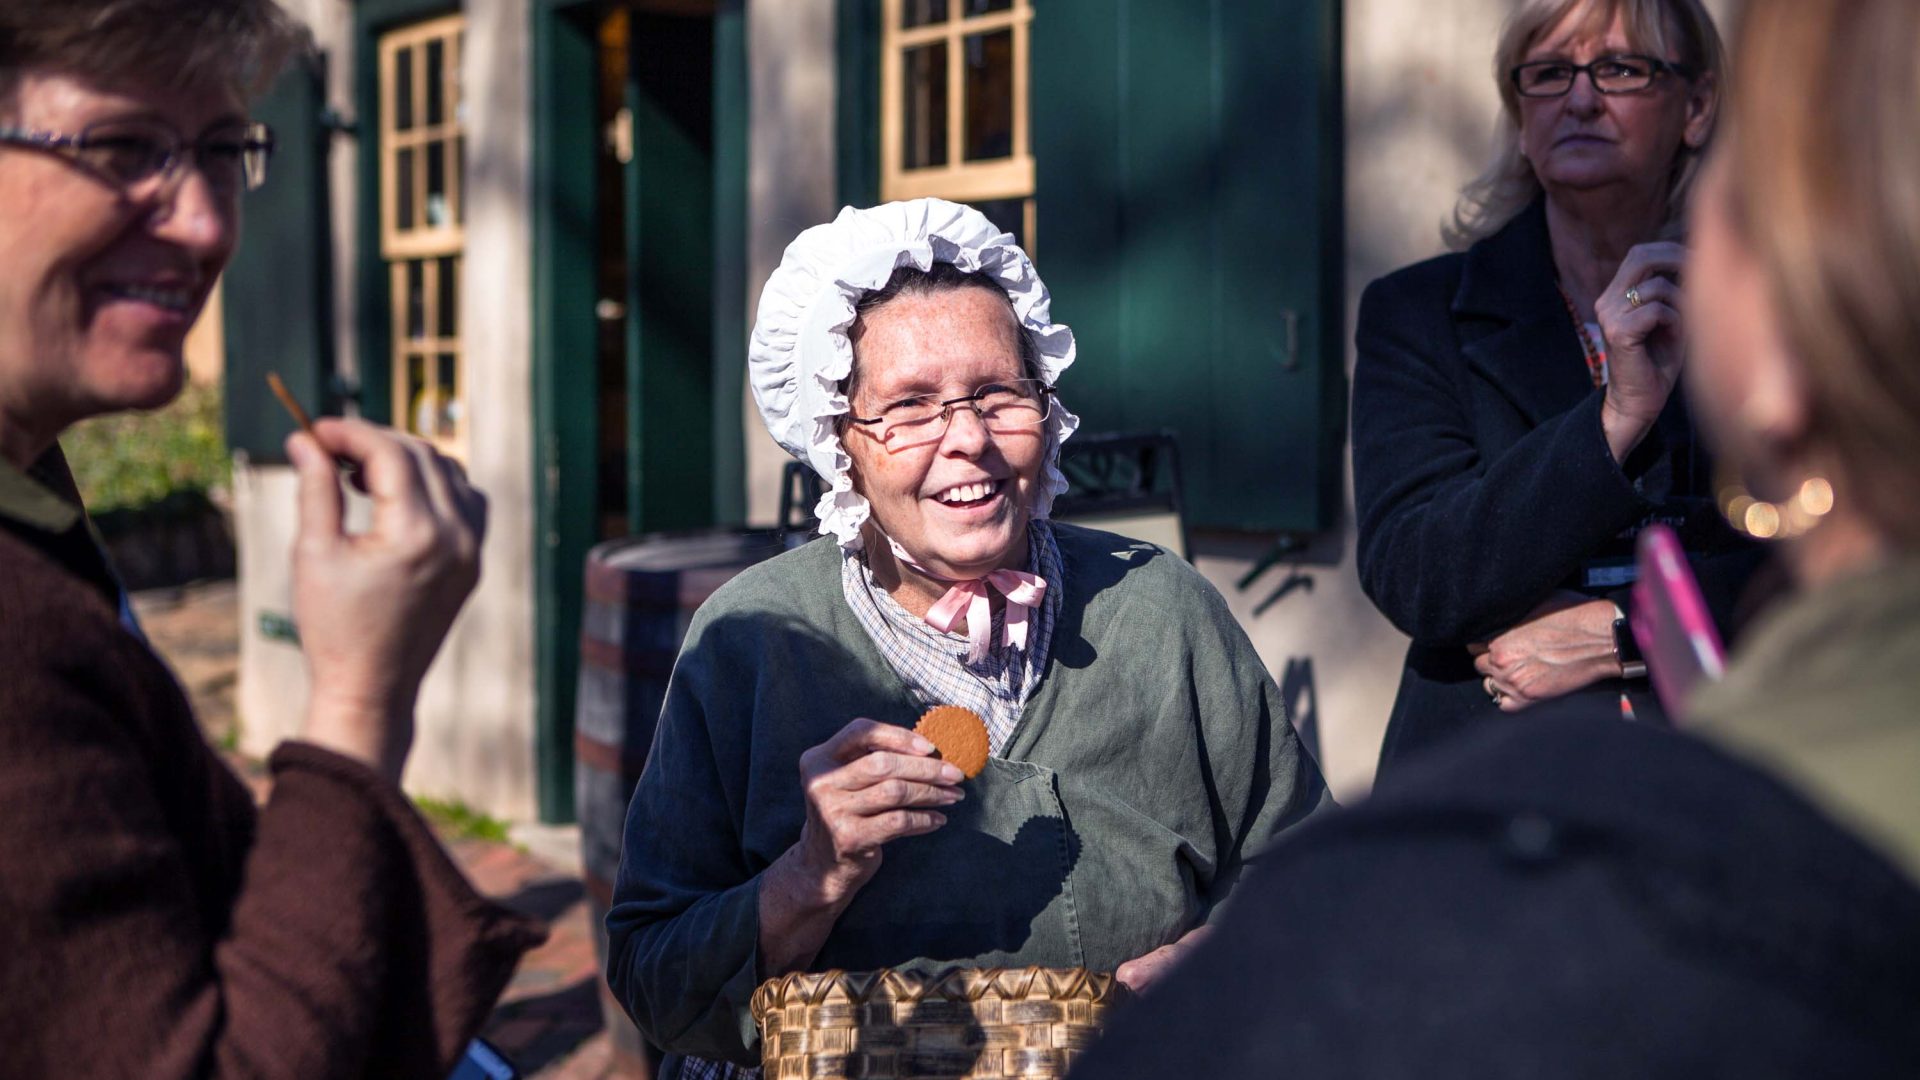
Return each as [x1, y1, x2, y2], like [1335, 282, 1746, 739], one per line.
[594, 4, 719, 539]
[532, 0, 745, 823]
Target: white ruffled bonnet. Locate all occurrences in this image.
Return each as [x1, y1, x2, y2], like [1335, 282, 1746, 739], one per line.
[748, 198, 1079, 549]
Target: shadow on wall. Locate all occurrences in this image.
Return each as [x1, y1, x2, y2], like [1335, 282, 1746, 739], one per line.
[1346, 61, 1500, 300]
[1280, 655, 1319, 767]
[467, 13, 537, 245]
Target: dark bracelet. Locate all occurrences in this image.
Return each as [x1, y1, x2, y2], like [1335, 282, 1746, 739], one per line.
[1612, 616, 1647, 680]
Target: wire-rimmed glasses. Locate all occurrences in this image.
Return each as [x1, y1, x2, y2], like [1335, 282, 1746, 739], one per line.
[848, 378, 1057, 451]
[0, 117, 275, 199]
[1509, 54, 1694, 97]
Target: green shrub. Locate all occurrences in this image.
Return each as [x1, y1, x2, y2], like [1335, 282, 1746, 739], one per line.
[413, 796, 514, 844]
[63, 381, 229, 516]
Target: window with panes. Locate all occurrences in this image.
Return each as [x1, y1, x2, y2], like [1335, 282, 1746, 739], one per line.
[378, 15, 466, 453]
[882, 0, 1034, 247]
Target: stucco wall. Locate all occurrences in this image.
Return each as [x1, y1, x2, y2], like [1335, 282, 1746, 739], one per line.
[744, 0, 839, 519]
[237, 0, 540, 820]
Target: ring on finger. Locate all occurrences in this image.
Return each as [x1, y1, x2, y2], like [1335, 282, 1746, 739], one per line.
[1484, 676, 1502, 703]
[1626, 285, 1644, 309]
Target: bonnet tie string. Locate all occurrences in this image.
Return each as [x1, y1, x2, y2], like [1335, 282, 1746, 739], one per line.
[888, 537, 1047, 665]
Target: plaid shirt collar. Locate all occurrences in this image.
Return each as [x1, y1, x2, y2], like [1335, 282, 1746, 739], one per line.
[841, 520, 1062, 755]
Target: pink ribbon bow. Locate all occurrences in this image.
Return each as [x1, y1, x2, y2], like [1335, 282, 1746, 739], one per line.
[888, 538, 1048, 665]
[924, 569, 1048, 665]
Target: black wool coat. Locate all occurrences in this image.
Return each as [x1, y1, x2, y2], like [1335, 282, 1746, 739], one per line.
[1350, 199, 1757, 778]
[1066, 711, 1920, 1079]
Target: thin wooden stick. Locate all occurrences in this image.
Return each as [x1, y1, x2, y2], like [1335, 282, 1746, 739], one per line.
[266, 372, 316, 436]
[267, 372, 363, 489]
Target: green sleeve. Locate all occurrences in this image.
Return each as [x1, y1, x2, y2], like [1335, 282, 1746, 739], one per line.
[1188, 569, 1332, 922]
[603, 618, 769, 1065]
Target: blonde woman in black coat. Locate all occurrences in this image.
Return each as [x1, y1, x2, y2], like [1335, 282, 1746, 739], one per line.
[1352, 0, 1757, 776]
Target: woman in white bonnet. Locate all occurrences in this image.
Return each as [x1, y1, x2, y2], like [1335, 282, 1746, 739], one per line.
[606, 199, 1326, 1076]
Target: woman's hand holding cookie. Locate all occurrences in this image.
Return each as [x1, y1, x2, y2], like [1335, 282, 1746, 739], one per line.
[758, 717, 965, 975]
[794, 717, 966, 896]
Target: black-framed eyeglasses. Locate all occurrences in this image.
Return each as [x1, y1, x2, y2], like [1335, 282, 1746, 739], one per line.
[0, 118, 275, 198]
[849, 378, 1057, 450]
[1509, 54, 1695, 97]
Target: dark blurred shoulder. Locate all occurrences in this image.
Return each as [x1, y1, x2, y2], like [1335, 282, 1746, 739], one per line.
[1069, 703, 1920, 1078]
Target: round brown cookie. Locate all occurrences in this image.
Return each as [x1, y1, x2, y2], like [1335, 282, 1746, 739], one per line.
[915, 705, 989, 779]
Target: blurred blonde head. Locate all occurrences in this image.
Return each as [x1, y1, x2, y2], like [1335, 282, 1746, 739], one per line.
[1713, 0, 1920, 547]
[1446, 0, 1725, 249]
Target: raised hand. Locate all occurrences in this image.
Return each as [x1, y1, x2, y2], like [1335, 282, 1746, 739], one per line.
[286, 418, 487, 783]
[1597, 241, 1688, 461]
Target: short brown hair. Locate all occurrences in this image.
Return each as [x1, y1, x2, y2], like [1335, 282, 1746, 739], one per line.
[844, 262, 1041, 408]
[0, 0, 308, 107]
[1446, 0, 1724, 249]
[1722, 0, 1920, 545]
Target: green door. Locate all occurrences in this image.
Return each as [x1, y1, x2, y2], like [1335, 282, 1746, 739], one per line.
[223, 52, 334, 459]
[532, 0, 747, 823]
[1030, 0, 1344, 533]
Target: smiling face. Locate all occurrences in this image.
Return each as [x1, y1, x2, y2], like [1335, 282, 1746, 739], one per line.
[845, 284, 1044, 591]
[0, 68, 242, 462]
[1516, 5, 1714, 203]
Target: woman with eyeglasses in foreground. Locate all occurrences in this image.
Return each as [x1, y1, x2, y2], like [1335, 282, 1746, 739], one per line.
[1069, 0, 1920, 1073]
[605, 200, 1326, 1077]
[0, 3, 542, 1075]
[1353, 0, 1762, 778]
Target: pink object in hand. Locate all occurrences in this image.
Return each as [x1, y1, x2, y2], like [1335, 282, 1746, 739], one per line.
[1630, 524, 1728, 721]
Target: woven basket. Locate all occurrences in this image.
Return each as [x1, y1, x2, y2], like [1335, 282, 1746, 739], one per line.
[750, 966, 1131, 1079]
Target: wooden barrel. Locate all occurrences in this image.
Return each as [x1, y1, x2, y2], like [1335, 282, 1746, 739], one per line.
[575, 528, 790, 1077]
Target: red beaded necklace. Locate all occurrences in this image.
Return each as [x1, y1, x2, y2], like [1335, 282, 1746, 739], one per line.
[1557, 285, 1609, 389]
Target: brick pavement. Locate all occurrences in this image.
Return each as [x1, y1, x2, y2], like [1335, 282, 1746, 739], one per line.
[134, 582, 645, 1079]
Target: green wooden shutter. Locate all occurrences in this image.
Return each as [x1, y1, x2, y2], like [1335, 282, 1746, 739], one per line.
[626, 12, 718, 533]
[223, 53, 335, 464]
[1031, 0, 1344, 532]
[836, 0, 882, 209]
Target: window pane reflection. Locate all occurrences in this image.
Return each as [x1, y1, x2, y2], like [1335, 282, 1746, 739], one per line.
[425, 39, 445, 126]
[437, 256, 458, 338]
[436, 354, 460, 437]
[407, 355, 428, 436]
[965, 0, 1013, 14]
[406, 260, 426, 340]
[397, 147, 415, 230]
[426, 141, 449, 227]
[902, 0, 948, 28]
[963, 29, 1014, 161]
[903, 43, 949, 170]
[395, 47, 414, 131]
